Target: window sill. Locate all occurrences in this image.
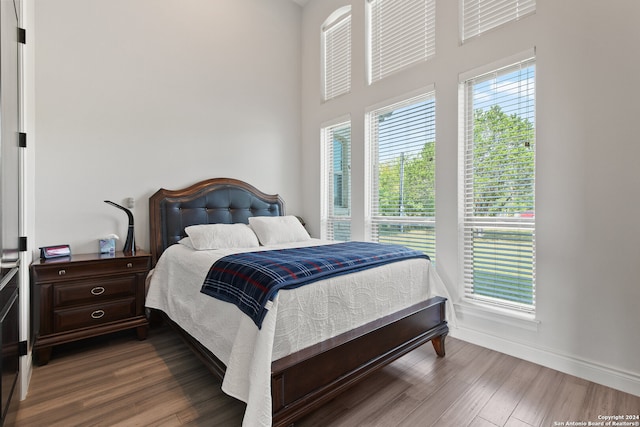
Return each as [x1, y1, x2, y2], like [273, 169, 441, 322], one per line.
[454, 300, 540, 332]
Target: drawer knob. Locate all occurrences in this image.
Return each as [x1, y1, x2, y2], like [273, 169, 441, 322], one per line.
[58, 269, 66, 276]
[91, 286, 105, 296]
[91, 310, 105, 319]
[127, 263, 133, 268]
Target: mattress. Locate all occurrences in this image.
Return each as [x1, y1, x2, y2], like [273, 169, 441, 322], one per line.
[145, 238, 453, 427]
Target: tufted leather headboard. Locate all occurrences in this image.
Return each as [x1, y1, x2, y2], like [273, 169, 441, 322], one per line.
[149, 177, 285, 265]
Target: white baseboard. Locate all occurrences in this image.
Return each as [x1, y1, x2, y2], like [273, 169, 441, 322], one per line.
[449, 326, 640, 398]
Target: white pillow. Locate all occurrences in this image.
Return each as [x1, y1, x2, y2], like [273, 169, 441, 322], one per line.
[249, 215, 310, 245]
[177, 236, 195, 249]
[184, 223, 260, 250]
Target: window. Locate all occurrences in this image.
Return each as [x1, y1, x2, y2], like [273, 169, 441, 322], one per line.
[367, 0, 436, 84]
[460, 52, 536, 313]
[461, 0, 536, 42]
[321, 119, 351, 241]
[366, 89, 436, 258]
[322, 7, 351, 101]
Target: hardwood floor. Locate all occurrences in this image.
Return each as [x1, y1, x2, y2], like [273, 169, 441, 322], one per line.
[13, 325, 639, 426]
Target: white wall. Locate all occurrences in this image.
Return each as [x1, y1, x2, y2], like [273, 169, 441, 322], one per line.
[33, 0, 303, 254]
[300, 0, 640, 395]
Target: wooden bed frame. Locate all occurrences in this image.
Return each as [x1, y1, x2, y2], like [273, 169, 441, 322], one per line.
[148, 177, 448, 426]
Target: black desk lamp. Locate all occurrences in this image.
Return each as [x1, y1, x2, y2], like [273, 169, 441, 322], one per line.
[104, 200, 135, 255]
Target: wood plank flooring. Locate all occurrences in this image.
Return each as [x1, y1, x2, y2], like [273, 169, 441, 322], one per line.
[12, 325, 639, 426]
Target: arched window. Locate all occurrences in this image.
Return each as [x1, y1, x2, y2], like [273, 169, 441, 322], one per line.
[322, 6, 351, 101]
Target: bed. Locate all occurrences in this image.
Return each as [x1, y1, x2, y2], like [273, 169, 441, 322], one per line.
[146, 177, 450, 427]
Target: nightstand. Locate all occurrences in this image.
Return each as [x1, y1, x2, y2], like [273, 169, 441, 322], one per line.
[30, 251, 151, 365]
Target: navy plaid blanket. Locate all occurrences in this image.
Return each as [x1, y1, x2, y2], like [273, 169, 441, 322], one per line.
[200, 241, 429, 328]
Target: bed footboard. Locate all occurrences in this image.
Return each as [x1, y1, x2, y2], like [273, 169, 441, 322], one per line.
[270, 296, 448, 426]
[153, 296, 447, 426]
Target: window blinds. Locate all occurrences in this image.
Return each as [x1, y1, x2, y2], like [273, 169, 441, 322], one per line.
[323, 10, 351, 101]
[368, 0, 435, 84]
[462, 0, 536, 42]
[461, 57, 536, 313]
[321, 121, 351, 241]
[367, 91, 436, 258]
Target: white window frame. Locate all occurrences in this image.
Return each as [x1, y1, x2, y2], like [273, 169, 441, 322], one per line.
[321, 116, 351, 241]
[460, 0, 536, 43]
[367, 0, 436, 84]
[365, 86, 436, 257]
[458, 49, 536, 315]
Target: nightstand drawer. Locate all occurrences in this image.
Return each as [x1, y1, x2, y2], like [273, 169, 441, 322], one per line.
[53, 276, 137, 308]
[53, 298, 136, 332]
[33, 257, 149, 283]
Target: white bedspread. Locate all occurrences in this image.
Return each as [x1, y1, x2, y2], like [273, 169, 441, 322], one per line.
[145, 239, 454, 427]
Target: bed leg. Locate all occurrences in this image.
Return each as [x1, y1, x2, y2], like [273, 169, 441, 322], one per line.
[136, 325, 149, 340]
[147, 308, 165, 327]
[431, 333, 447, 357]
